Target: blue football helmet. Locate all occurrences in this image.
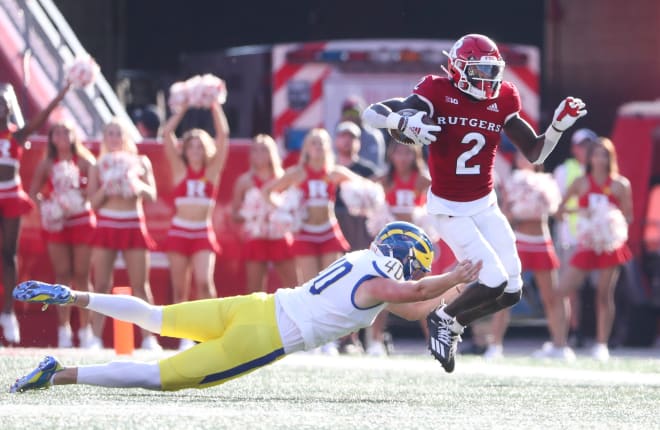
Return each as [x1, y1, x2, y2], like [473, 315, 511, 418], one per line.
[372, 221, 435, 280]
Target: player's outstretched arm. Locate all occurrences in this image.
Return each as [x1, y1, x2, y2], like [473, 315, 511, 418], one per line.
[361, 95, 428, 128]
[505, 97, 587, 164]
[362, 95, 440, 146]
[360, 260, 482, 321]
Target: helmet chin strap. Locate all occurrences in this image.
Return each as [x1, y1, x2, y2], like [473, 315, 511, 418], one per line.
[440, 64, 451, 77]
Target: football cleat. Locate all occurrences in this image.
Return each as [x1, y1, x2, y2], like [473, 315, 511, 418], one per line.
[9, 356, 63, 393]
[13, 280, 74, 310]
[427, 307, 462, 373]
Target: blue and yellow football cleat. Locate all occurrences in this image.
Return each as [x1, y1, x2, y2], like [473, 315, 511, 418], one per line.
[9, 356, 63, 393]
[13, 280, 74, 310]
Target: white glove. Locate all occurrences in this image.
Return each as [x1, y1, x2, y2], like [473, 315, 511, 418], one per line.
[388, 111, 441, 146]
[551, 97, 587, 132]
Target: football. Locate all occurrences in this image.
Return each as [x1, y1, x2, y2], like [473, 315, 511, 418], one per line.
[388, 109, 436, 145]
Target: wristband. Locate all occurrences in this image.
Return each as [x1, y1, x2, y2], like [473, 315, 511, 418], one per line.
[385, 112, 404, 130]
[534, 126, 563, 165]
[545, 125, 563, 143]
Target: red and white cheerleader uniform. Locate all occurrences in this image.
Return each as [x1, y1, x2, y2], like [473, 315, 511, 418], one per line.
[291, 166, 349, 256]
[571, 175, 631, 269]
[242, 174, 293, 262]
[43, 157, 96, 245]
[165, 167, 220, 256]
[515, 232, 560, 271]
[93, 152, 156, 250]
[384, 171, 426, 218]
[94, 209, 156, 250]
[0, 126, 34, 217]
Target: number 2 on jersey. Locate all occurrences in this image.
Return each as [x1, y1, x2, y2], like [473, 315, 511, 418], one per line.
[456, 132, 485, 175]
[308, 259, 353, 295]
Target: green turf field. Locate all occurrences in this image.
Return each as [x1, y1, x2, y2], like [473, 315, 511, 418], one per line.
[1, 348, 659, 429]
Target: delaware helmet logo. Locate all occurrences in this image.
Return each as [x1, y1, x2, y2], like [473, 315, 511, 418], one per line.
[372, 221, 434, 280]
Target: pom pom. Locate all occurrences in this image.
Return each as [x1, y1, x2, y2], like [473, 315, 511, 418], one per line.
[168, 74, 227, 113]
[168, 82, 188, 114]
[198, 74, 227, 107]
[339, 180, 385, 217]
[504, 170, 561, 220]
[51, 160, 80, 193]
[577, 203, 629, 254]
[40, 199, 65, 232]
[366, 205, 395, 237]
[239, 187, 303, 239]
[55, 189, 86, 215]
[65, 55, 99, 88]
[267, 209, 295, 238]
[98, 152, 144, 198]
[239, 187, 270, 238]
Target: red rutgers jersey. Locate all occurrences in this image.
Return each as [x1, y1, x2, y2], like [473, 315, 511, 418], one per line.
[301, 166, 336, 207]
[385, 172, 426, 215]
[0, 125, 23, 167]
[172, 167, 216, 207]
[413, 75, 521, 202]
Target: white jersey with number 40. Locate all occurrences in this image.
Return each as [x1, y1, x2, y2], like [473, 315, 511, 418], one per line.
[275, 249, 403, 350]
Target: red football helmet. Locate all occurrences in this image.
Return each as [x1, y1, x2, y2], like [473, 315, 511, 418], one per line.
[442, 34, 505, 100]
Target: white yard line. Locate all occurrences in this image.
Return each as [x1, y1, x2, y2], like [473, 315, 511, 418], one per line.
[281, 353, 660, 386]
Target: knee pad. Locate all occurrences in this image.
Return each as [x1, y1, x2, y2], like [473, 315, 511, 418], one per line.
[498, 290, 522, 308]
[504, 274, 524, 293]
[475, 280, 507, 300]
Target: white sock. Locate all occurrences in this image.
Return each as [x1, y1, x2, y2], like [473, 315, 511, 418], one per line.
[76, 361, 161, 390]
[435, 307, 452, 320]
[86, 294, 163, 334]
[451, 320, 465, 334]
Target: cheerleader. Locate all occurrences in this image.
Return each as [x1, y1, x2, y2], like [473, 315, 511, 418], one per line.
[483, 152, 570, 360]
[231, 134, 298, 294]
[381, 144, 430, 223]
[264, 128, 372, 283]
[87, 119, 160, 350]
[365, 143, 432, 355]
[29, 122, 96, 347]
[162, 99, 228, 350]
[553, 137, 632, 361]
[0, 82, 70, 344]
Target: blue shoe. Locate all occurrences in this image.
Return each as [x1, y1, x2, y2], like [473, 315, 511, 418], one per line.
[9, 356, 63, 393]
[13, 281, 74, 310]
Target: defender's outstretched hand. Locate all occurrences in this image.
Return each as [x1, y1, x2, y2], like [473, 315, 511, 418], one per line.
[451, 259, 482, 284]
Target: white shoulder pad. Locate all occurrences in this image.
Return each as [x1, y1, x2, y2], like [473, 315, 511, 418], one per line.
[372, 254, 405, 281]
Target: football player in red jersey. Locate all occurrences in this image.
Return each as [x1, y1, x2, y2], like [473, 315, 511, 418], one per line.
[362, 33, 587, 372]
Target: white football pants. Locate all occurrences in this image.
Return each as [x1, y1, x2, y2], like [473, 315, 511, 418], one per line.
[434, 204, 523, 293]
